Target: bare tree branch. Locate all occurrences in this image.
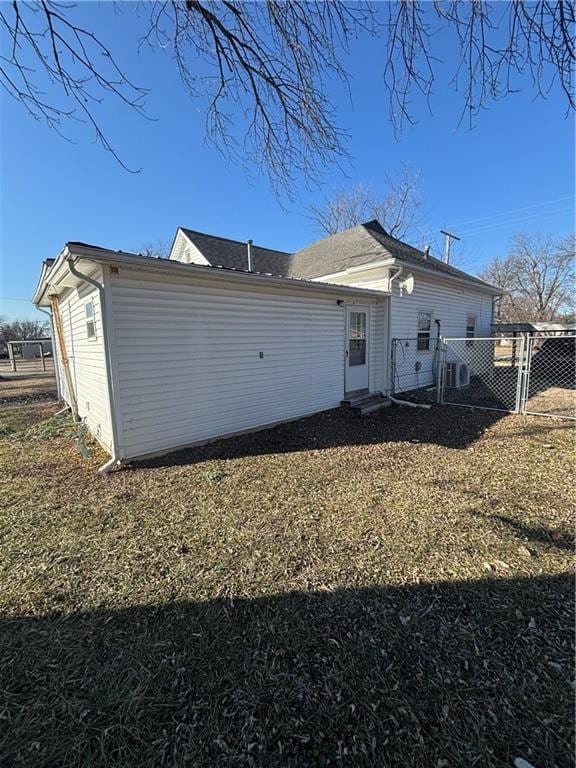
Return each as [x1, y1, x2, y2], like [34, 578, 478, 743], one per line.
[385, 1, 575, 132]
[309, 165, 423, 239]
[480, 232, 576, 322]
[0, 0, 149, 171]
[0, 2, 573, 191]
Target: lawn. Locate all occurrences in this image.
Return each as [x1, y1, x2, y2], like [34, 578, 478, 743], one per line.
[0, 373, 574, 767]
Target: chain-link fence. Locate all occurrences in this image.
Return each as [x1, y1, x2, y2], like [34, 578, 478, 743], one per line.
[438, 334, 576, 419]
[523, 334, 576, 419]
[439, 337, 524, 412]
[391, 338, 439, 394]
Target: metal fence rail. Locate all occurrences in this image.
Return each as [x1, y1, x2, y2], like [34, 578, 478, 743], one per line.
[438, 334, 576, 420]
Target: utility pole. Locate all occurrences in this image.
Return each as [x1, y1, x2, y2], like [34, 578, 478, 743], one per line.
[440, 230, 461, 264]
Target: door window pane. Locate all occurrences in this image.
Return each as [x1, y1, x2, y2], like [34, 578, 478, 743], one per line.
[349, 311, 366, 366]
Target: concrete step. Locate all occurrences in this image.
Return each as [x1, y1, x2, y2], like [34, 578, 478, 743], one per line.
[357, 398, 392, 415]
[342, 392, 391, 415]
[341, 389, 370, 406]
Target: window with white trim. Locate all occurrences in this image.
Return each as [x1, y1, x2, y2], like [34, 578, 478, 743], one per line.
[85, 301, 96, 339]
[417, 311, 432, 351]
[466, 314, 476, 346]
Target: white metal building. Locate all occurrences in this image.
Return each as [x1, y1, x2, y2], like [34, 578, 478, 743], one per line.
[33, 221, 499, 471]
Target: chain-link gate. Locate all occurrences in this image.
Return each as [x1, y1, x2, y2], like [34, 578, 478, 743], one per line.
[522, 334, 576, 419]
[438, 334, 576, 419]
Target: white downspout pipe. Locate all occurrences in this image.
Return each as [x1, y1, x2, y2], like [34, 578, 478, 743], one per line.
[386, 266, 403, 393]
[66, 258, 123, 476]
[36, 306, 61, 399]
[389, 395, 432, 410]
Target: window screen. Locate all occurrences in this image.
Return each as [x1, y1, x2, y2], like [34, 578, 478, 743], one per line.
[349, 311, 367, 366]
[417, 311, 431, 351]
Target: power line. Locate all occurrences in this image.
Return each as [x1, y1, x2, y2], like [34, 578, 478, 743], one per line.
[447, 196, 574, 230]
[458, 206, 573, 237]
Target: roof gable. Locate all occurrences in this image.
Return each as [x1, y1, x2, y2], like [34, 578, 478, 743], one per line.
[179, 227, 292, 277]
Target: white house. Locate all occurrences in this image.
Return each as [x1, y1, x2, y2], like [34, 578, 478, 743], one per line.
[33, 221, 499, 472]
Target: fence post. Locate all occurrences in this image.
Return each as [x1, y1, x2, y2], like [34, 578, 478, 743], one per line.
[518, 334, 532, 415]
[8, 343, 16, 372]
[390, 339, 396, 395]
[514, 334, 527, 414]
[436, 339, 445, 404]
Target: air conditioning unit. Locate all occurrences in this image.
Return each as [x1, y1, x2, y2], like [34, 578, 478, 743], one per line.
[444, 361, 470, 388]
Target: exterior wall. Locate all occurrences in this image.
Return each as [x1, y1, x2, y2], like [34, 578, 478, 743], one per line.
[369, 301, 387, 394]
[108, 269, 387, 460]
[316, 264, 495, 392]
[57, 274, 113, 451]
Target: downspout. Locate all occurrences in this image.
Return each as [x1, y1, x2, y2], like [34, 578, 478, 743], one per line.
[387, 266, 403, 394]
[432, 318, 442, 386]
[36, 306, 61, 400]
[66, 258, 122, 475]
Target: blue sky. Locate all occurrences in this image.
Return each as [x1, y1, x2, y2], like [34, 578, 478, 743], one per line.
[1, 3, 574, 321]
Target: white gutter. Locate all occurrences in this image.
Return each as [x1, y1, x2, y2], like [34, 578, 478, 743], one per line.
[66, 257, 123, 476]
[59, 245, 388, 300]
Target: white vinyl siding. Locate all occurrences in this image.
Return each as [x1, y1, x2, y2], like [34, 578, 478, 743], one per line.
[316, 264, 494, 393]
[109, 270, 387, 460]
[389, 274, 493, 391]
[57, 275, 113, 450]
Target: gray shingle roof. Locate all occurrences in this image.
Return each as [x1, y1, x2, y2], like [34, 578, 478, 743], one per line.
[180, 220, 499, 293]
[289, 220, 498, 291]
[181, 228, 292, 277]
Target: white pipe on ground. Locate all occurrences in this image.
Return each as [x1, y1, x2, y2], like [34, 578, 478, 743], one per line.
[98, 457, 121, 477]
[389, 396, 432, 410]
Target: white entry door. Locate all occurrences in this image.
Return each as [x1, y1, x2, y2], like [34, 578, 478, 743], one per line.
[345, 305, 369, 393]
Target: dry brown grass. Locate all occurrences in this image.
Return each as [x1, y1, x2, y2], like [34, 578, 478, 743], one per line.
[0, 374, 573, 767]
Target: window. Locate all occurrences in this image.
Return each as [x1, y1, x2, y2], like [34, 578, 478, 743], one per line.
[349, 311, 367, 366]
[85, 301, 96, 339]
[466, 314, 476, 346]
[417, 311, 431, 351]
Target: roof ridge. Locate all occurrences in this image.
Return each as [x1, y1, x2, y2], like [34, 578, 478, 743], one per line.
[180, 226, 292, 256]
[293, 222, 372, 256]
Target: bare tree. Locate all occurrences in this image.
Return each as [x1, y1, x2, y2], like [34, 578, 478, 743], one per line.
[0, 317, 50, 352]
[137, 240, 171, 259]
[310, 166, 423, 238]
[1, 2, 573, 191]
[480, 233, 575, 322]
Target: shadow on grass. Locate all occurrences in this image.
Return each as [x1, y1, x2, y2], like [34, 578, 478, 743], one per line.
[2, 574, 573, 767]
[129, 405, 513, 471]
[489, 514, 574, 553]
